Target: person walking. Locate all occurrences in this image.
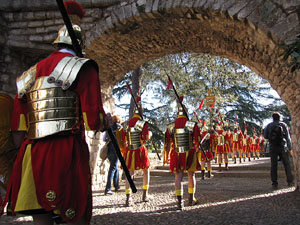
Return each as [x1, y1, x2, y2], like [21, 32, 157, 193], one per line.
[121, 98, 152, 207]
[103, 115, 122, 195]
[263, 112, 294, 189]
[1, 1, 107, 224]
[164, 99, 200, 210]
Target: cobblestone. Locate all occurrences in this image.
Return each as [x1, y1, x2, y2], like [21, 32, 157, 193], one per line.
[1, 158, 300, 225]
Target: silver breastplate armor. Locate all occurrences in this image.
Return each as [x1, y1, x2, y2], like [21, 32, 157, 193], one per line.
[127, 120, 146, 150]
[233, 133, 238, 141]
[217, 135, 225, 145]
[174, 121, 195, 153]
[243, 137, 248, 145]
[16, 56, 95, 139]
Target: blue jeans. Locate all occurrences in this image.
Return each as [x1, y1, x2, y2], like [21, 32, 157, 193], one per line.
[105, 150, 119, 192]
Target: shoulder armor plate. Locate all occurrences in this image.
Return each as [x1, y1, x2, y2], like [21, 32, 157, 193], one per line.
[17, 64, 37, 98]
[185, 121, 196, 132]
[47, 56, 95, 90]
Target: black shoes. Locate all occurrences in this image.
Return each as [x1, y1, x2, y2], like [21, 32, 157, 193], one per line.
[272, 183, 278, 190]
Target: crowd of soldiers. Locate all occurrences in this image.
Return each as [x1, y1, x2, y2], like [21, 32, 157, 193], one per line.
[195, 119, 266, 178]
[116, 97, 267, 211]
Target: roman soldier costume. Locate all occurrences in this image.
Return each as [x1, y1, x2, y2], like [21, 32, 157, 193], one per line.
[199, 121, 213, 179]
[252, 129, 260, 159]
[121, 98, 151, 206]
[164, 100, 200, 210]
[2, 2, 107, 223]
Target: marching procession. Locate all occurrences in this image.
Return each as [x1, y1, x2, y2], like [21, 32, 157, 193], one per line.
[0, 1, 293, 225]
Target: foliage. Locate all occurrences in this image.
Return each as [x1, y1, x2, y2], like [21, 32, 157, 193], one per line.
[114, 53, 289, 144]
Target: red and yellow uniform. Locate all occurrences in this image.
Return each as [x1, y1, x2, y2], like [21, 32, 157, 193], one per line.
[4, 51, 106, 223]
[122, 114, 150, 171]
[259, 135, 265, 153]
[232, 129, 242, 152]
[199, 131, 213, 161]
[224, 130, 232, 153]
[164, 112, 200, 209]
[164, 115, 200, 173]
[216, 129, 225, 154]
[252, 135, 259, 152]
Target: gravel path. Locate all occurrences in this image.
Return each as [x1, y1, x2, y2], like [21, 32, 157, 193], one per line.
[1, 158, 300, 225]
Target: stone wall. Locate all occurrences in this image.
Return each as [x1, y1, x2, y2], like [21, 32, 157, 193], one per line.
[1, 0, 300, 188]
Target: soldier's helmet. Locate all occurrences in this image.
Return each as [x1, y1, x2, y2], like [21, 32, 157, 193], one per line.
[201, 121, 208, 132]
[53, 1, 85, 47]
[133, 96, 143, 116]
[177, 96, 187, 116]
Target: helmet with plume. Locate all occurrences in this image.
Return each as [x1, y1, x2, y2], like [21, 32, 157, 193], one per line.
[53, 1, 86, 47]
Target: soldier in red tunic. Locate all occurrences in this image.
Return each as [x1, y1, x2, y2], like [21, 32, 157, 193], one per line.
[224, 124, 232, 166]
[245, 130, 253, 161]
[121, 99, 151, 207]
[2, 1, 107, 224]
[252, 129, 260, 160]
[199, 121, 214, 179]
[216, 124, 229, 171]
[231, 122, 243, 163]
[164, 102, 200, 210]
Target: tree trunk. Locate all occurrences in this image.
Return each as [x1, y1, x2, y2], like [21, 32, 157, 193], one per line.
[129, 65, 142, 118]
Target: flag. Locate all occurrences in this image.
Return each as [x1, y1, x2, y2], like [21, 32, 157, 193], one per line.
[166, 77, 173, 90]
[179, 96, 183, 102]
[193, 111, 197, 118]
[126, 82, 132, 94]
[198, 98, 205, 110]
[136, 96, 141, 103]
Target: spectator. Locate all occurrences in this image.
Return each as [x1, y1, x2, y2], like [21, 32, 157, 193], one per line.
[103, 115, 122, 195]
[263, 112, 294, 189]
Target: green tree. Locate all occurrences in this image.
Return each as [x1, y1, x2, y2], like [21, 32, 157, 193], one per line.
[114, 53, 289, 144]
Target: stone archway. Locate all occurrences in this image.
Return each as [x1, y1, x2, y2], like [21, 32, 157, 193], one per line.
[0, 0, 299, 188]
[84, 0, 300, 187]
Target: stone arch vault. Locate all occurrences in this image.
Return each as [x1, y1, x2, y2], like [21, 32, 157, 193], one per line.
[1, 0, 300, 188]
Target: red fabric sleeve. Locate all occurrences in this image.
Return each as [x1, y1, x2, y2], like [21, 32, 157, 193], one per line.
[75, 65, 106, 131]
[10, 95, 28, 131]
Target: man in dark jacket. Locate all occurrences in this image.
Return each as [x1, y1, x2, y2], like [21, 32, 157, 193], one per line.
[263, 112, 294, 189]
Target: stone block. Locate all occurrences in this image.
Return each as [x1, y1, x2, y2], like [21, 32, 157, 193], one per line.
[137, 0, 147, 6]
[193, 0, 208, 8]
[227, 0, 249, 17]
[145, 0, 153, 13]
[3, 13, 14, 22]
[220, 0, 235, 11]
[0, 74, 10, 83]
[36, 27, 46, 34]
[211, 0, 226, 11]
[34, 11, 46, 20]
[29, 35, 43, 42]
[8, 22, 28, 29]
[44, 20, 54, 26]
[237, 0, 263, 20]
[115, 6, 126, 23]
[165, 0, 174, 9]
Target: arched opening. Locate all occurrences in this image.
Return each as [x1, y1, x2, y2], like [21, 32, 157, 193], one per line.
[84, 4, 300, 187]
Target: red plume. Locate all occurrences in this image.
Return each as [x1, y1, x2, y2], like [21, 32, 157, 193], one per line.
[64, 1, 86, 19]
[126, 82, 132, 94]
[166, 77, 173, 90]
[136, 96, 141, 103]
[179, 96, 184, 102]
[198, 98, 205, 110]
